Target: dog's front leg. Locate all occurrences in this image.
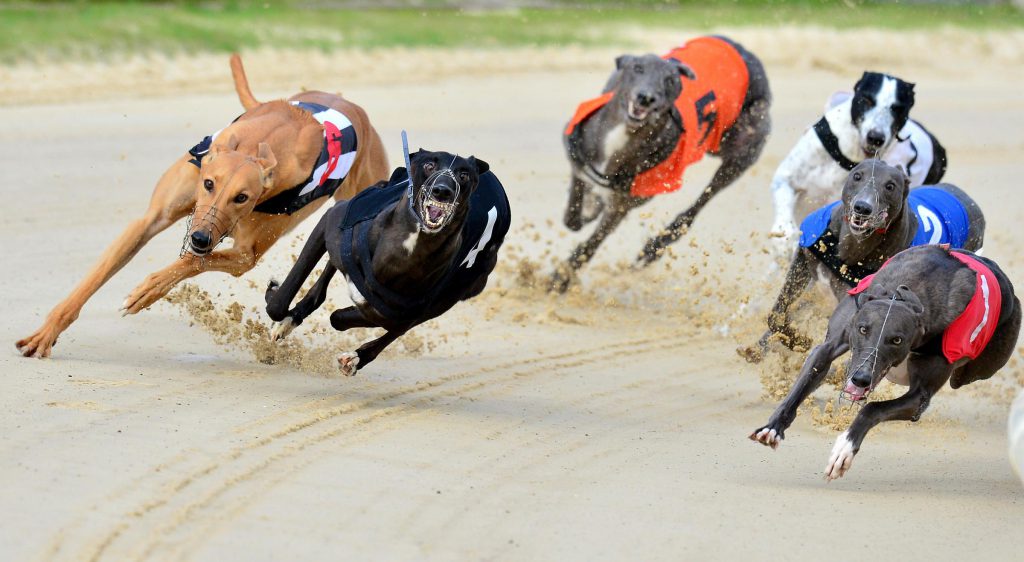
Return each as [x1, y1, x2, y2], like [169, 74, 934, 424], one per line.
[563, 176, 589, 232]
[550, 193, 637, 293]
[122, 246, 257, 314]
[16, 159, 198, 357]
[750, 297, 855, 448]
[765, 250, 816, 351]
[825, 355, 952, 481]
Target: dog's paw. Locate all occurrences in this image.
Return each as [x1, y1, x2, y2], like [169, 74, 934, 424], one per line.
[749, 425, 784, 449]
[15, 328, 58, 359]
[824, 431, 857, 481]
[338, 352, 360, 377]
[270, 316, 295, 342]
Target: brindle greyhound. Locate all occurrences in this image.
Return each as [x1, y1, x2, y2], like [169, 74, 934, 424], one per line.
[746, 160, 984, 361]
[16, 54, 388, 358]
[551, 35, 771, 292]
[265, 149, 509, 375]
[750, 245, 1021, 481]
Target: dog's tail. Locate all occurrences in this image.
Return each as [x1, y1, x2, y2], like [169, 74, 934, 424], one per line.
[229, 53, 260, 110]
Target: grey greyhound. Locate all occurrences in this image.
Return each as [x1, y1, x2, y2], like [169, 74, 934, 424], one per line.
[746, 159, 984, 361]
[551, 35, 771, 293]
[265, 149, 510, 375]
[750, 245, 1021, 480]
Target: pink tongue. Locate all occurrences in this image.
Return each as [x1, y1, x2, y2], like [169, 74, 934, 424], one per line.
[844, 381, 866, 400]
[427, 206, 444, 222]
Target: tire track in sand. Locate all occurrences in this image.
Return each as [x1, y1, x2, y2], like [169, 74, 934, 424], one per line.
[45, 332, 684, 562]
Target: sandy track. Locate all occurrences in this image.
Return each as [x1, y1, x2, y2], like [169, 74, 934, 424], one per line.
[2, 28, 1023, 560]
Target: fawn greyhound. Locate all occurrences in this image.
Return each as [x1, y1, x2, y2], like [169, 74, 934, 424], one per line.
[16, 54, 388, 358]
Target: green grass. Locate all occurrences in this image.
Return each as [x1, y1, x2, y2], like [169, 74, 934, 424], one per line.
[0, 1, 1021, 64]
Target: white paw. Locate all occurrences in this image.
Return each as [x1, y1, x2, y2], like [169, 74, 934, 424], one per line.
[825, 431, 857, 481]
[752, 427, 782, 449]
[270, 316, 295, 342]
[338, 352, 360, 377]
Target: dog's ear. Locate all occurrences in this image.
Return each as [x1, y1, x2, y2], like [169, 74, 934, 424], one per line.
[894, 284, 925, 315]
[854, 71, 869, 91]
[469, 156, 489, 176]
[225, 133, 240, 152]
[256, 142, 277, 189]
[671, 60, 696, 81]
[615, 55, 633, 70]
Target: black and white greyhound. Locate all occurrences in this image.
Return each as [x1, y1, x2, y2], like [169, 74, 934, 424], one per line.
[747, 160, 984, 361]
[769, 71, 947, 257]
[551, 35, 771, 292]
[750, 245, 1021, 481]
[265, 146, 510, 375]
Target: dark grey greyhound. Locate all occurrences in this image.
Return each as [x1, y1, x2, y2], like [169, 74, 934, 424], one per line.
[750, 245, 1021, 480]
[745, 159, 984, 361]
[551, 35, 771, 293]
[265, 149, 510, 375]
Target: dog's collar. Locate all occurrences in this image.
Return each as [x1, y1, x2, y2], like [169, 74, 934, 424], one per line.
[814, 117, 859, 171]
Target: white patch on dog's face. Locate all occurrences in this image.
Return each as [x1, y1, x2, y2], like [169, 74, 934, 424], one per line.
[598, 123, 629, 174]
[857, 76, 899, 155]
[825, 431, 857, 481]
[402, 230, 419, 255]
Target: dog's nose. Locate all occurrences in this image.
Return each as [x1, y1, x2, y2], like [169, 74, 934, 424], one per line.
[865, 130, 886, 148]
[431, 184, 455, 202]
[850, 371, 873, 389]
[635, 91, 656, 108]
[190, 230, 213, 250]
[852, 201, 873, 216]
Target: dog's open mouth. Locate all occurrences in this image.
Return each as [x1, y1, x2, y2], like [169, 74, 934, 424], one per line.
[417, 193, 456, 233]
[841, 379, 872, 402]
[626, 101, 650, 124]
[846, 210, 888, 236]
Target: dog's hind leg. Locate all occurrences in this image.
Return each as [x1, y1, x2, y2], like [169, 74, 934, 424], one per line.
[550, 193, 643, 293]
[637, 98, 771, 266]
[15, 159, 198, 358]
[825, 355, 953, 480]
[951, 296, 1020, 389]
[338, 328, 409, 376]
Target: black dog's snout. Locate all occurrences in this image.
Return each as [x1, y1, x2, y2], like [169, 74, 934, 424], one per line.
[850, 371, 873, 388]
[430, 183, 455, 202]
[635, 91, 656, 108]
[190, 230, 213, 250]
[865, 130, 886, 148]
[852, 201, 873, 216]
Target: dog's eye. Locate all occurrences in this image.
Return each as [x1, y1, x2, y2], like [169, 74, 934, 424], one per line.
[885, 182, 895, 191]
[853, 172, 863, 181]
[233, 193, 249, 204]
[458, 172, 470, 184]
[862, 97, 876, 108]
[633, 64, 644, 74]
[423, 162, 436, 174]
[858, 325, 868, 336]
[890, 336, 903, 345]
[203, 179, 214, 191]
[664, 76, 676, 90]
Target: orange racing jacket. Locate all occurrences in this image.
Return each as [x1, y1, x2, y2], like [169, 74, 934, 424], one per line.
[564, 36, 750, 198]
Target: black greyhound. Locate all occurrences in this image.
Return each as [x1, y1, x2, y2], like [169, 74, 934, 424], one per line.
[746, 160, 984, 361]
[750, 245, 1021, 481]
[551, 35, 771, 292]
[265, 150, 510, 375]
